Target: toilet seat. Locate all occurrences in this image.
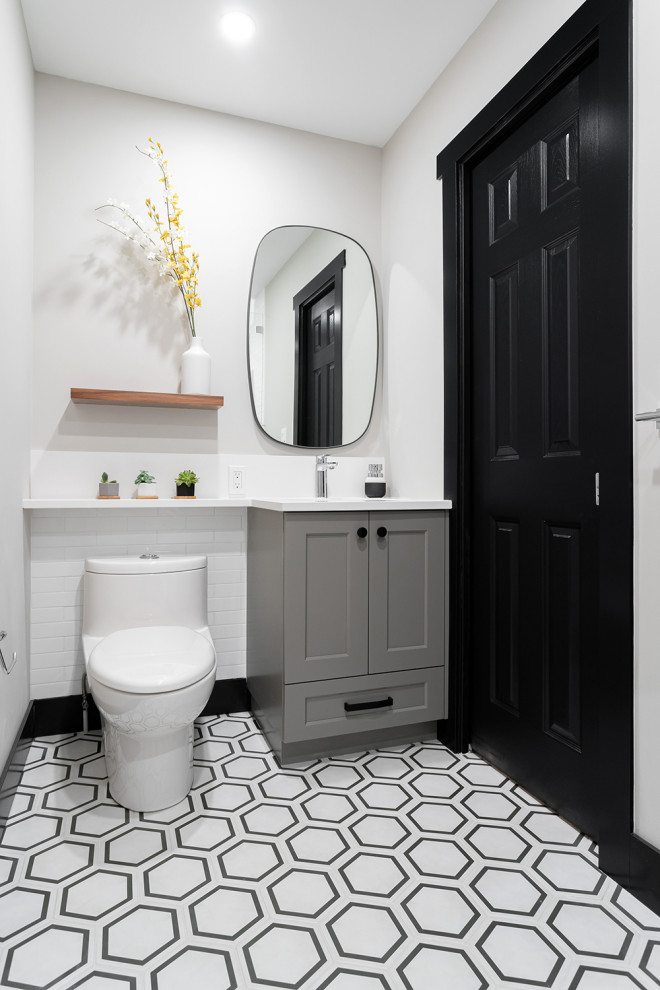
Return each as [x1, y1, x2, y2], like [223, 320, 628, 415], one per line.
[89, 625, 216, 694]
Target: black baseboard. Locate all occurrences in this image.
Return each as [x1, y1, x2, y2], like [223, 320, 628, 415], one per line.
[203, 678, 250, 717]
[20, 678, 251, 739]
[22, 694, 102, 737]
[0, 704, 34, 793]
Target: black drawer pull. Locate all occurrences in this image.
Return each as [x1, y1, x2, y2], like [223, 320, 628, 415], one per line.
[344, 696, 393, 714]
[377, 526, 388, 538]
[357, 527, 368, 539]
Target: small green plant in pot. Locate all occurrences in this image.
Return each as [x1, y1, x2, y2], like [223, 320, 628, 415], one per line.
[175, 469, 199, 498]
[135, 469, 158, 499]
[98, 472, 119, 498]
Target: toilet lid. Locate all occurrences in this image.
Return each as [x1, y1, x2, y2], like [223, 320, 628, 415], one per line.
[89, 626, 216, 693]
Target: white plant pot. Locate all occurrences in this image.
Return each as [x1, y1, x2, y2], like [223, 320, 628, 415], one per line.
[180, 337, 211, 395]
[136, 483, 158, 498]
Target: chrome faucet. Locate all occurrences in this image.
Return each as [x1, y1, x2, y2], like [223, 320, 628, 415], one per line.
[316, 454, 338, 499]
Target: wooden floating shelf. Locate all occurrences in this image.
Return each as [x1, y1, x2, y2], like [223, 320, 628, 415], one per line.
[70, 388, 224, 410]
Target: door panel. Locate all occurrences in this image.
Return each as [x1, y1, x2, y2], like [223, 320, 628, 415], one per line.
[490, 518, 520, 715]
[369, 512, 446, 674]
[284, 513, 368, 683]
[542, 233, 580, 455]
[490, 264, 520, 460]
[543, 523, 581, 750]
[470, 63, 602, 837]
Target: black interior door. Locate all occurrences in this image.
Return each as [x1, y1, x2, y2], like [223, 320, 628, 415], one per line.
[298, 284, 341, 447]
[469, 59, 606, 838]
[294, 250, 345, 448]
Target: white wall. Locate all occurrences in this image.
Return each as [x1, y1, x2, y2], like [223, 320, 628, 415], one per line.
[632, 0, 660, 848]
[31, 75, 384, 499]
[0, 0, 33, 768]
[381, 0, 584, 498]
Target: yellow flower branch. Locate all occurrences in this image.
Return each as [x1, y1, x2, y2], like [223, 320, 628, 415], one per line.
[96, 138, 201, 339]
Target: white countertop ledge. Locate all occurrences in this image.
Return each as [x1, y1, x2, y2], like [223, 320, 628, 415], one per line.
[23, 496, 452, 511]
[23, 498, 250, 509]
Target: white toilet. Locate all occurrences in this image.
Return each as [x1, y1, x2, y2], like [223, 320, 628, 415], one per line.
[82, 554, 217, 812]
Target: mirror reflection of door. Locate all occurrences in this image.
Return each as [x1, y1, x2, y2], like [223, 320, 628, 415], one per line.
[294, 251, 345, 446]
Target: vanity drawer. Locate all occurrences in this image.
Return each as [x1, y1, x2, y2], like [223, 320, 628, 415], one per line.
[283, 667, 444, 743]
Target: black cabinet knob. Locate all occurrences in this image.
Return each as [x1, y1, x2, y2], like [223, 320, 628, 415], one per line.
[377, 526, 388, 538]
[357, 527, 368, 539]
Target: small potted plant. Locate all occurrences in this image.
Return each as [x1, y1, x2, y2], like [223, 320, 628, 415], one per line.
[135, 469, 158, 499]
[98, 472, 119, 499]
[175, 469, 199, 498]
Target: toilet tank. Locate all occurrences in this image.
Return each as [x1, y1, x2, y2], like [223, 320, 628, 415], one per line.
[83, 555, 209, 638]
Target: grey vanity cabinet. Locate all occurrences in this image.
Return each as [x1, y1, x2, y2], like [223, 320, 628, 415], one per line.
[284, 511, 446, 682]
[247, 508, 448, 762]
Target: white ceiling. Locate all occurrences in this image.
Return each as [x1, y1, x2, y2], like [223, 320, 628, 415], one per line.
[19, 0, 498, 147]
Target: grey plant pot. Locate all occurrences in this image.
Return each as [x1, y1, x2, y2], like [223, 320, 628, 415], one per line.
[98, 482, 119, 497]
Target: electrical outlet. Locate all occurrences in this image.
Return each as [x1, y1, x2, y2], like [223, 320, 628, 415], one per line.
[228, 465, 245, 496]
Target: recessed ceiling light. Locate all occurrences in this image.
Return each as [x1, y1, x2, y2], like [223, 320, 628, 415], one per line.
[220, 11, 256, 44]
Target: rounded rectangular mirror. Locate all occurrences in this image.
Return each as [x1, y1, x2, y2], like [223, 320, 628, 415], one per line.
[248, 226, 378, 447]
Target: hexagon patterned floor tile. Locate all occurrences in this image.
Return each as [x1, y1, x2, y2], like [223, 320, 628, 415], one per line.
[1, 713, 660, 989]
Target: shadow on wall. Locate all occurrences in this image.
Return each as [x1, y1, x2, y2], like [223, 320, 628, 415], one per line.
[35, 235, 190, 360]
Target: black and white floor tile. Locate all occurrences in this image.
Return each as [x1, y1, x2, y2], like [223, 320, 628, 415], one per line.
[1, 713, 660, 989]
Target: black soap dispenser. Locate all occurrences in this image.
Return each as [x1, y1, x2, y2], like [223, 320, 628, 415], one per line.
[365, 463, 386, 498]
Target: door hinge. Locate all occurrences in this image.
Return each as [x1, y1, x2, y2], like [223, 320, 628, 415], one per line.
[595, 472, 600, 506]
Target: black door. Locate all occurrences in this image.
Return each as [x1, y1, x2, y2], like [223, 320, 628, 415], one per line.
[297, 284, 341, 446]
[294, 251, 345, 447]
[469, 59, 608, 838]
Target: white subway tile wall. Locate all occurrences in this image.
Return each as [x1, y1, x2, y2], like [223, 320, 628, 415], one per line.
[30, 508, 247, 699]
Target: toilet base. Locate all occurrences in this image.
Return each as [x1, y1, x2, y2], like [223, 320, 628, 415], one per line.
[103, 719, 194, 812]
[89, 666, 216, 812]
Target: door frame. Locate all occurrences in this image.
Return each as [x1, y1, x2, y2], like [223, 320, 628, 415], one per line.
[437, 0, 636, 893]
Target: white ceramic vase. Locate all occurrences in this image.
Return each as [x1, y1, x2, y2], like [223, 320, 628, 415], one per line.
[180, 337, 211, 395]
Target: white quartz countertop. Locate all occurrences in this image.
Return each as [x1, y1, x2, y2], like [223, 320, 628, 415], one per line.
[249, 497, 452, 511]
[23, 496, 452, 511]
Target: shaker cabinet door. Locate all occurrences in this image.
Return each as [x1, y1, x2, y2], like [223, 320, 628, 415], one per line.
[284, 512, 369, 683]
[368, 512, 447, 674]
